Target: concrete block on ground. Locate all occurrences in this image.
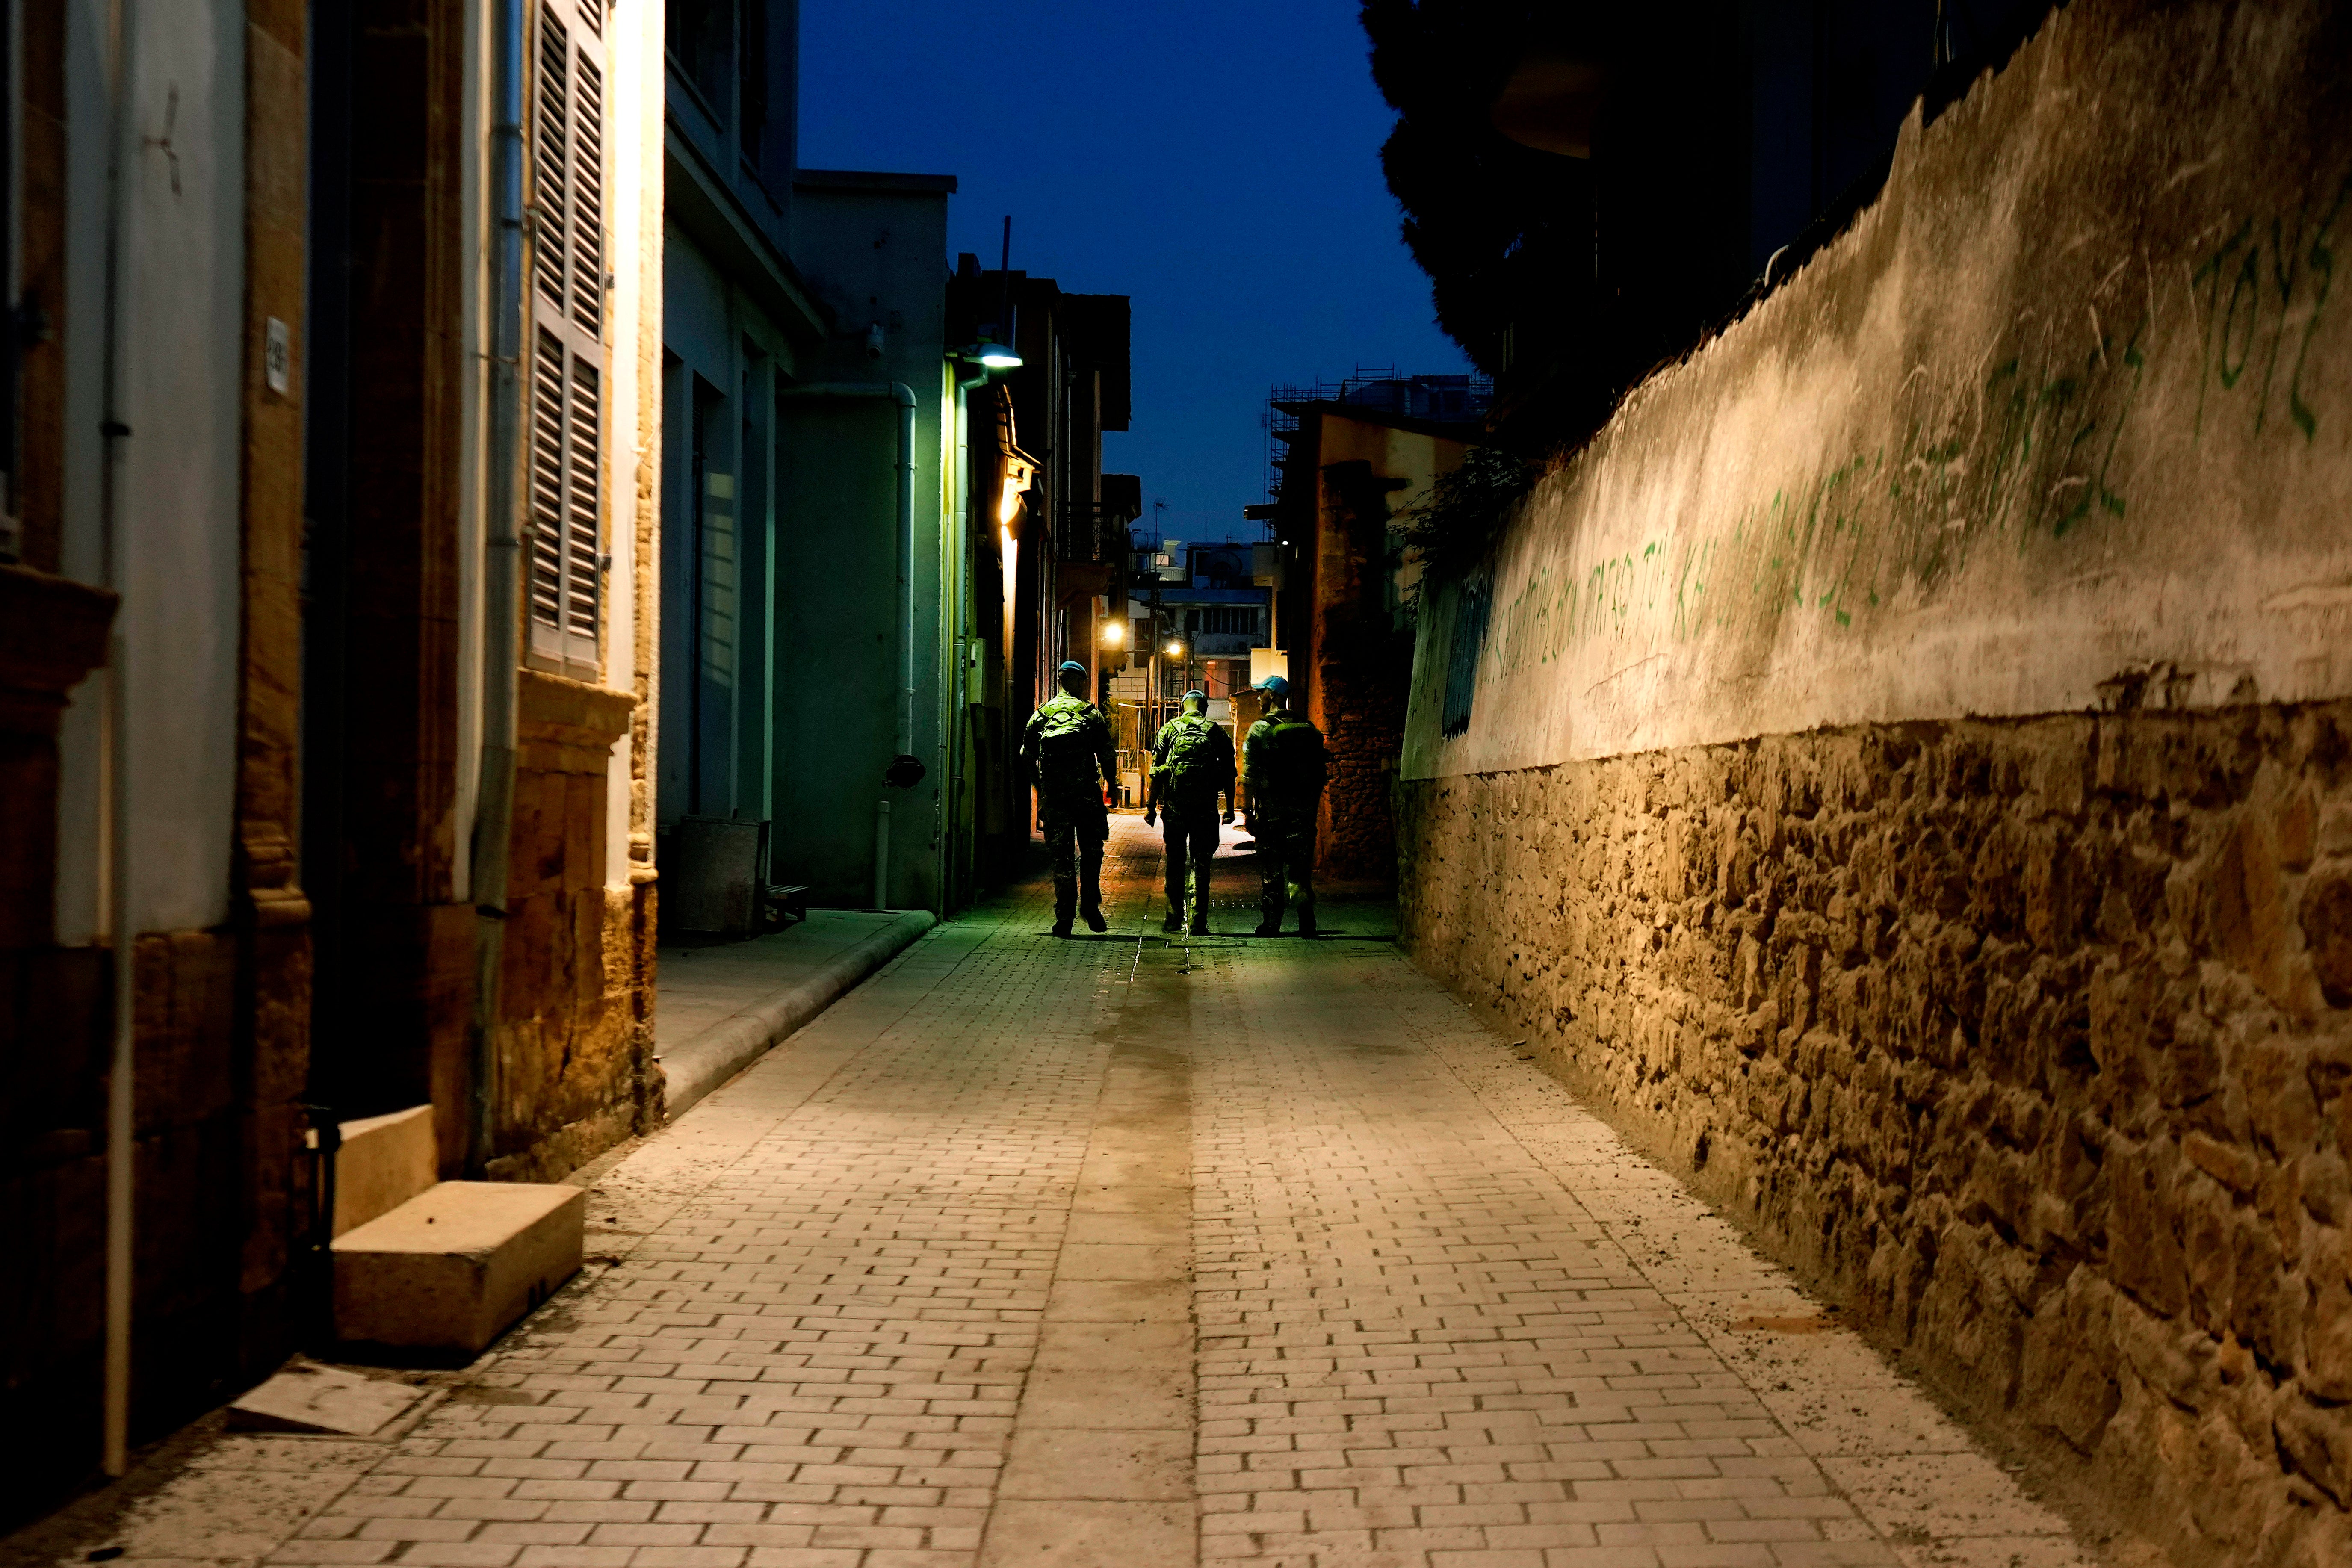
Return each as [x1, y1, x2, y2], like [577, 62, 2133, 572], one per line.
[317, 1104, 437, 1236]
[227, 1360, 424, 1436]
[331, 1180, 584, 1355]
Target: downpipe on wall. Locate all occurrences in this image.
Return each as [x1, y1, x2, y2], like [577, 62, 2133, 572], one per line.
[948, 363, 989, 903]
[466, 0, 528, 1176]
[97, 0, 143, 1481]
[777, 382, 919, 910]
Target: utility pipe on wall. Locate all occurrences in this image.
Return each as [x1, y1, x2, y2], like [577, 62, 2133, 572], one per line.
[778, 382, 918, 909]
[949, 363, 989, 903]
[97, 0, 143, 1481]
[466, 0, 529, 1175]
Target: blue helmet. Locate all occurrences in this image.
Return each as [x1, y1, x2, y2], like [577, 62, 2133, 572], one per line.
[1255, 674, 1289, 697]
[1057, 660, 1087, 676]
[1183, 689, 1206, 705]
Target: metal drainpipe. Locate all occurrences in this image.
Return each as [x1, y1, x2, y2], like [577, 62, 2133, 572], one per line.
[97, 0, 143, 1481]
[778, 382, 917, 909]
[951, 365, 987, 904]
[467, 0, 528, 1176]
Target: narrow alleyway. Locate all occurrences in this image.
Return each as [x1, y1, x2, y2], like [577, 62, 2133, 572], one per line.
[12, 818, 2105, 1568]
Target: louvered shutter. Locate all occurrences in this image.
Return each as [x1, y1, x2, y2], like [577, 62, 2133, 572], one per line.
[525, 0, 608, 672]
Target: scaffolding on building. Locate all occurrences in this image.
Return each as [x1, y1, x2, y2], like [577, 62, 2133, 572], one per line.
[1260, 366, 1495, 508]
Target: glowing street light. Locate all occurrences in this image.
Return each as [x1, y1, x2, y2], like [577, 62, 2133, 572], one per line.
[961, 340, 1023, 371]
[1100, 619, 1125, 646]
[1165, 640, 1185, 658]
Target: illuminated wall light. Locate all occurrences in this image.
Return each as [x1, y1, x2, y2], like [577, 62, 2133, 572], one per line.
[997, 458, 1034, 527]
[1000, 525, 1018, 660]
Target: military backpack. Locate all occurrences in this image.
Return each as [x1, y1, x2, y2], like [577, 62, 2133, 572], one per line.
[1252, 718, 1328, 804]
[1153, 715, 1228, 802]
[1033, 696, 1104, 787]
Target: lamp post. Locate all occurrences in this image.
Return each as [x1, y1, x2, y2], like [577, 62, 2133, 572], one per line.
[1097, 616, 1126, 799]
[1164, 638, 1185, 741]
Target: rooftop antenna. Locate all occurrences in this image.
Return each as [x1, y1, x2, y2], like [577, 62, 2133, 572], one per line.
[1152, 498, 1167, 549]
[996, 216, 1013, 348]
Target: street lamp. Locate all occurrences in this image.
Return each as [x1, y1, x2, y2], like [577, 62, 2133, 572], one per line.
[959, 340, 1023, 371]
[1162, 641, 1189, 731]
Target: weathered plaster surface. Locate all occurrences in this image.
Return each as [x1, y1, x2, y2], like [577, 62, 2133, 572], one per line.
[1406, 0, 2352, 781]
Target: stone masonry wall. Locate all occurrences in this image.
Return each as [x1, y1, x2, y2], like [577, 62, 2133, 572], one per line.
[1400, 701, 2352, 1565]
[1397, 6, 2352, 1558]
[1317, 640, 1411, 881]
[1311, 454, 1417, 882]
[489, 672, 658, 1181]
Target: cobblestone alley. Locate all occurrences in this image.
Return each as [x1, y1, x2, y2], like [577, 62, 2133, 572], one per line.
[7, 818, 2109, 1568]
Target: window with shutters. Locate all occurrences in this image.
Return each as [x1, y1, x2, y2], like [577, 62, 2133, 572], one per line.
[526, 0, 608, 673]
[1185, 606, 1263, 638]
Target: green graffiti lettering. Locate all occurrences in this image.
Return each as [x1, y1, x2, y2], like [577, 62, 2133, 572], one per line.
[2194, 218, 2255, 440]
[2288, 175, 2347, 442]
[2221, 245, 2260, 389]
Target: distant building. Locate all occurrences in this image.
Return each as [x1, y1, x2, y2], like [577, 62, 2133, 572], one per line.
[1099, 536, 1275, 806]
[948, 263, 1135, 893]
[1262, 372, 1492, 877]
[659, 6, 960, 915]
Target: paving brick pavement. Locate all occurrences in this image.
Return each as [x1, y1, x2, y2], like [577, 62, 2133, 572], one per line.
[6, 817, 2112, 1568]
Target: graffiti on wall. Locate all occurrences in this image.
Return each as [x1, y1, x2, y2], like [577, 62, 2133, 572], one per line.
[1465, 171, 2347, 704]
[2194, 178, 2347, 443]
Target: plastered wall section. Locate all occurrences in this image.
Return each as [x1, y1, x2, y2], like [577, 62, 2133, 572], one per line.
[65, 0, 248, 936]
[1404, 1, 2352, 784]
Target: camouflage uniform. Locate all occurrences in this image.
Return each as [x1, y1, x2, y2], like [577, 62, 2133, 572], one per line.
[1018, 690, 1119, 933]
[1244, 708, 1327, 935]
[1149, 709, 1235, 932]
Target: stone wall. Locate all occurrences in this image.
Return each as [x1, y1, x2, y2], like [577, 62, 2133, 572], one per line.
[1317, 637, 1412, 880]
[1401, 704, 2352, 1563]
[489, 672, 658, 1182]
[1395, 2, 2352, 1562]
[1309, 433, 1460, 882]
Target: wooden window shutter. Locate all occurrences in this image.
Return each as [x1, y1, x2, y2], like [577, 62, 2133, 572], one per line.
[525, 0, 608, 672]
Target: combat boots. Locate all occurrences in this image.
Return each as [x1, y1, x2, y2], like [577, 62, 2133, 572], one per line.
[1078, 859, 1106, 931]
[1052, 879, 1077, 938]
[1162, 907, 1182, 933]
[1188, 906, 1209, 936]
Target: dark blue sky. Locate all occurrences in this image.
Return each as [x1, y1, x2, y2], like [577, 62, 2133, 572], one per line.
[797, 0, 1469, 545]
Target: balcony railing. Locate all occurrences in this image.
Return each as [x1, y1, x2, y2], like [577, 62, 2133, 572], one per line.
[1052, 501, 1133, 567]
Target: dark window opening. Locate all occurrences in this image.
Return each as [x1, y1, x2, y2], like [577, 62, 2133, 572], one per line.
[667, 0, 733, 119]
[737, 0, 768, 164]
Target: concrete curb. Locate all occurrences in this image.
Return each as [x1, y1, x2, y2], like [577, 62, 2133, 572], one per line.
[658, 910, 938, 1120]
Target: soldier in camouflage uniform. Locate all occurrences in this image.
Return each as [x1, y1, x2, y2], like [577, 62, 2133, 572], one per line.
[1242, 674, 1327, 937]
[1143, 689, 1235, 935]
[1017, 660, 1119, 937]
